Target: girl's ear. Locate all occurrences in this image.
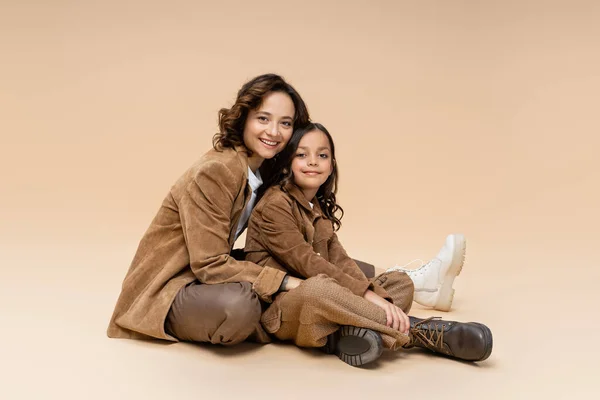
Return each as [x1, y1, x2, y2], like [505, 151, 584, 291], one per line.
[283, 168, 289, 175]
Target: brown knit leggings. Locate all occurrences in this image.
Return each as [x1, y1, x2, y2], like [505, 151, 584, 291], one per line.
[261, 271, 414, 350]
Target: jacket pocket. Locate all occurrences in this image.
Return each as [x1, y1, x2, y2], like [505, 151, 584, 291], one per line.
[260, 303, 282, 334]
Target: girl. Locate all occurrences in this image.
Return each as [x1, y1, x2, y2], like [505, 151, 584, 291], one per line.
[244, 123, 493, 366]
[107, 74, 310, 345]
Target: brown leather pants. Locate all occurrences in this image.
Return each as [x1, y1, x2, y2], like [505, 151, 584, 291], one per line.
[165, 281, 268, 345]
[260, 271, 415, 350]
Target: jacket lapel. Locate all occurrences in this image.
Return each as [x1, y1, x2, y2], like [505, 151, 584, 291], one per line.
[228, 146, 251, 247]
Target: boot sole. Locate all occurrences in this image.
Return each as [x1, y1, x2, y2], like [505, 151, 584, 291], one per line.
[434, 234, 466, 311]
[335, 326, 383, 367]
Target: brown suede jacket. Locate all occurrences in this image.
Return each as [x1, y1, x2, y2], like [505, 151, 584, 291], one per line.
[244, 183, 391, 300]
[107, 146, 287, 341]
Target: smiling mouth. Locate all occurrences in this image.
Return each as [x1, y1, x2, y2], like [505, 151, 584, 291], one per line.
[302, 171, 320, 175]
[259, 138, 279, 147]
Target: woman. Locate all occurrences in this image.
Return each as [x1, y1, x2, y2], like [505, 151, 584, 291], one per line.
[107, 74, 310, 345]
[244, 123, 493, 366]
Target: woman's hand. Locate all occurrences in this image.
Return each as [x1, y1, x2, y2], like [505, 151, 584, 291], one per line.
[363, 290, 409, 334]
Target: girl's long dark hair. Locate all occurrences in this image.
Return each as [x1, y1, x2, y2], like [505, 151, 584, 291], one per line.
[269, 122, 344, 231]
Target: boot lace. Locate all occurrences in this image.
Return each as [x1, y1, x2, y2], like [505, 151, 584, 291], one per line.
[389, 259, 425, 272]
[410, 317, 445, 351]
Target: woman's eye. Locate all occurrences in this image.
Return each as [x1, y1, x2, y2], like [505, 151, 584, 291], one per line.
[258, 116, 268, 122]
[281, 121, 292, 127]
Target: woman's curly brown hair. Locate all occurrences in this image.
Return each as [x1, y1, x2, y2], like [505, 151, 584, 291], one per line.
[213, 73, 310, 153]
[271, 122, 344, 231]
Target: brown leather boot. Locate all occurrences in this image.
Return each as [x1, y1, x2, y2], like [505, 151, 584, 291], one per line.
[405, 316, 493, 361]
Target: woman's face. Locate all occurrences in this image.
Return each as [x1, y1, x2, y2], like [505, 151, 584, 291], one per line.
[243, 91, 295, 170]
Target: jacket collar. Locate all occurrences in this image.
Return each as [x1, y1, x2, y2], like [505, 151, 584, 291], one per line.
[283, 181, 323, 218]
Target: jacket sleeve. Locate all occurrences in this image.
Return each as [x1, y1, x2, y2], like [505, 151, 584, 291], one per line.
[327, 233, 371, 281]
[328, 233, 393, 301]
[178, 160, 286, 302]
[256, 199, 371, 297]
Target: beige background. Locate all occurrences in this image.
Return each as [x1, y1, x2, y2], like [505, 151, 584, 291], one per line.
[1, 0, 599, 399]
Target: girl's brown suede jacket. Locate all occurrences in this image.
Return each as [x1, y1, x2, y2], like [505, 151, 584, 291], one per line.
[244, 183, 390, 300]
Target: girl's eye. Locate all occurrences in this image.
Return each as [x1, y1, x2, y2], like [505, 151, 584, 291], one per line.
[319, 154, 329, 159]
[295, 153, 306, 158]
[281, 121, 292, 127]
[258, 116, 268, 122]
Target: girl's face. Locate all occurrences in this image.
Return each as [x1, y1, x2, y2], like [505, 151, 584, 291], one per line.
[291, 129, 333, 199]
[243, 91, 295, 171]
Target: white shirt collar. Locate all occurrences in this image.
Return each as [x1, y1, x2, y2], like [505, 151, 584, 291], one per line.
[247, 167, 263, 192]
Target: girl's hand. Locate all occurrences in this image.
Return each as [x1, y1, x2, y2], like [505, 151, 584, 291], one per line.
[363, 290, 410, 334]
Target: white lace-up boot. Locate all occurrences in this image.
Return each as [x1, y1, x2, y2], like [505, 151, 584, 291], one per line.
[388, 234, 466, 311]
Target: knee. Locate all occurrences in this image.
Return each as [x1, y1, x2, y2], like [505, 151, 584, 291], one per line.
[166, 282, 262, 344]
[206, 282, 262, 345]
[297, 274, 348, 304]
[302, 274, 337, 290]
[386, 271, 414, 312]
[392, 271, 415, 292]
[220, 282, 262, 327]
